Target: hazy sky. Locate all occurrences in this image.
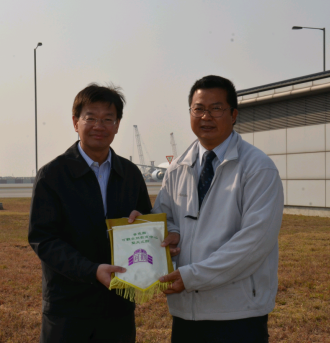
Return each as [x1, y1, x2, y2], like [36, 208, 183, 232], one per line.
[1, 0, 330, 176]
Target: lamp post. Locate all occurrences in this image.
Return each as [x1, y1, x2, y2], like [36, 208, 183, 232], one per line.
[292, 26, 326, 71]
[34, 42, 42, 173]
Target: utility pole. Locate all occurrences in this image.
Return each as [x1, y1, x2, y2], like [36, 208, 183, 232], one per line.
[34, 42, 42, 172]
[292, 26, 326, 71]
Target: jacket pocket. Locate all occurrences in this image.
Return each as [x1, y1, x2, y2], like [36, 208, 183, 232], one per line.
[197, 282, 248, 314]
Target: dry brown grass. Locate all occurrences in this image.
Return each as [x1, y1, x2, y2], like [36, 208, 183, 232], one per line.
[0, 202, 41, 343]
[0, 198, 31, 213]
[271, 215, 330, 342]
[149, 195, 157, 207]
[0, 198, 329, 342]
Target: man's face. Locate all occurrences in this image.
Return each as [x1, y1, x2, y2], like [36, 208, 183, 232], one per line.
[190, 88, 237, 150]
[72, 101, 120, 155]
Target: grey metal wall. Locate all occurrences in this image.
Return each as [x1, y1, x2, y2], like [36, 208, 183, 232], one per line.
[237, 91, 330, 208]
[236, 92, 330, 134]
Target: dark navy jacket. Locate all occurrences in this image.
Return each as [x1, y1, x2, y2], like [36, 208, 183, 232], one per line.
[28, 142, 151, 318]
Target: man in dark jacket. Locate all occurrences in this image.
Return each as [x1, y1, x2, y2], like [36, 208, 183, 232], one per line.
[29, 84, 151, 343]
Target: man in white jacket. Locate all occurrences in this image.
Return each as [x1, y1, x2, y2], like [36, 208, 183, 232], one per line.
[154, 75, 284, 342]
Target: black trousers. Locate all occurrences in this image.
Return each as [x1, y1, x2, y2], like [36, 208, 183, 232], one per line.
[172, 315, 269, 343]
[40, 312, 135, 343]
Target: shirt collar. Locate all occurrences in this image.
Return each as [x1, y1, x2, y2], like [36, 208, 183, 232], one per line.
[78, 142, 111, 167]
[198, 131, 233, 165]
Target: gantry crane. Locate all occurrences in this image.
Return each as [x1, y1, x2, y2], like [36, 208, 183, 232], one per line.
[133, 125, 146, 173]
[170, 132, 178, 159]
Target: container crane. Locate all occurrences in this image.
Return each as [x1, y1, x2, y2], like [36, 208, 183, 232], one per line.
[170, 132, 178, 159]
[133, 125, 166, 181]
[133, 125, 146, 173]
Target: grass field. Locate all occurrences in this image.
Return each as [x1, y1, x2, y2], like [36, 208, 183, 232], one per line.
[0, 197, 329, 343]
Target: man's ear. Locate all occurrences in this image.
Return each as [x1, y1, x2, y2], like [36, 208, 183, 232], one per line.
[72, 116, 79, 132]
[115, 119, 121, 134]
[231, 109, 238, 125]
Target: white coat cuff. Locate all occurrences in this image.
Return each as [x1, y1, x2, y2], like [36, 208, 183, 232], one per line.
[178, 265, 195, 293]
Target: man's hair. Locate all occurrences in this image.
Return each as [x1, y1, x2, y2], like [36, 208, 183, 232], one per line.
[72, 83, 126, 120]
[188, 75, 238, 113]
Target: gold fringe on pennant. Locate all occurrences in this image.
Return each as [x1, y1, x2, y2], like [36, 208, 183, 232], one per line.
[109, 277, 172, 304]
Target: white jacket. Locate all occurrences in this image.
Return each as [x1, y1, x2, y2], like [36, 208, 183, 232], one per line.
[152, 131, 284, 320]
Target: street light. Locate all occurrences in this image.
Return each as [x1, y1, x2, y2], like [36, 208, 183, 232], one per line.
[34, 42, 42, 173]
[292, 26, 326, 71]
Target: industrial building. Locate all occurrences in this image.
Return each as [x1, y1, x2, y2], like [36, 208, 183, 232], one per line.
[236, 71, 330, 215]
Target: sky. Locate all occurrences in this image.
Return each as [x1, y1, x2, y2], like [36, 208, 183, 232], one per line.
[1, 0, 330, 176]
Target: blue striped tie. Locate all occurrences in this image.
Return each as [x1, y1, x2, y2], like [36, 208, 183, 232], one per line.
[198, 151, 216, 209]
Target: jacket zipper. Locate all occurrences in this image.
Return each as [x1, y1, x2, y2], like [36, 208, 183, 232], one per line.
[186, 154, 237, 320]
[190, 170, 201, 321]
[250, 275, 256, 297]
[189, 163, 225, 320]
[190, 217, 197, 321]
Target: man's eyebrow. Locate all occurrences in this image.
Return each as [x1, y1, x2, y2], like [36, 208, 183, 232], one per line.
[84, 111, 116, 116]
[193, 102, 224, 106]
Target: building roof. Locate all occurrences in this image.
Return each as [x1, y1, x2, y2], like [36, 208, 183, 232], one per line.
[237, 71, 330, 106]
[237, 71, 330, 96]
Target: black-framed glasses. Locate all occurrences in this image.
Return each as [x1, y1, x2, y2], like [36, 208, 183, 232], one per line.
[82, 116, 117, 127]
[189, 106, 232, 118]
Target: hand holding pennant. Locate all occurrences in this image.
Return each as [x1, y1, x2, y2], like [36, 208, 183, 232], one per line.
[159, 270, 185, 294]
[128, 211, 180, 257]
[96, 264, 126, 288]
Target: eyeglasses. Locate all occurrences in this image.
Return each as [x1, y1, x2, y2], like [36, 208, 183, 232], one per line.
[82, 117, 118, 127]
[189, 106, 232, 118]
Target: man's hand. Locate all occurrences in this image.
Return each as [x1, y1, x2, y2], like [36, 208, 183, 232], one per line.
[128, 210, 142, 223]
[96, 264, 126, 288]
[159, 270, 185, 294]
[128, 211, 180, 256]
[161, 232, 180, 257]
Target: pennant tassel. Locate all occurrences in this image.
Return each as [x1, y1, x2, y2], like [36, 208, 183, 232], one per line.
[109, 277, 172, 304]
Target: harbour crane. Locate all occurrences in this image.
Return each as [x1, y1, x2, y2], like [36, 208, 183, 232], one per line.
[133, 125, 146, 173]
[170, 132, 178, 159]
[133, 125, 166, 181]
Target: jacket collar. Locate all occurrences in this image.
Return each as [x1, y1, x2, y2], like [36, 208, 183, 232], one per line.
[223, 130, 240, 163]
[177, 130, 240, 168]
[64, 141, 124, 178]
[110, 147, 124, 178]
